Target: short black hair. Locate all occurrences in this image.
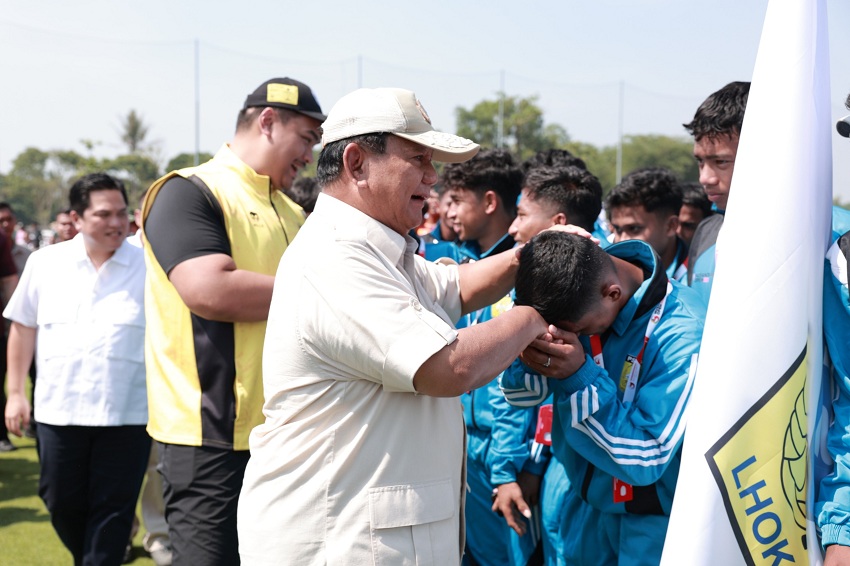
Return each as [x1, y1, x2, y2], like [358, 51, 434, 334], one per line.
[316, 133, 388, 188]
[441, 149, 523, 216]
[605, 167, 682, 218]
[523, 165, 602, 232]
[684, 81, 750, 141]
[68, 173, 128, 216]
[515, 231, 613, 324]
[679, 182, 713, 217]
[521, 149, 587, 175]
[0, 202, 14, 215]
[286, 176, 320, 213]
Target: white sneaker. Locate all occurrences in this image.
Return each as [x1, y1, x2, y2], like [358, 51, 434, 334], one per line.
[146, 537, 173, 566]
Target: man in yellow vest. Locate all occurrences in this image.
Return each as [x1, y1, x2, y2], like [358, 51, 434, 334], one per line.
[141, 77, 325, 566]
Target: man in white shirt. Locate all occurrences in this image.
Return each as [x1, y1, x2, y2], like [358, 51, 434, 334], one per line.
[237, 88, 550, 565]
[3, 172, 149, 566]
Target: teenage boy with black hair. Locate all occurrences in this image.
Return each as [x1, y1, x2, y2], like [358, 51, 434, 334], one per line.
[441, 149, 540, 566]
[606, 167, 688, 281]
[684, 81, 750, 302]
[501, 163, 605, 564]
[677, 182, 713, 247]
[502, 231, 705, 565]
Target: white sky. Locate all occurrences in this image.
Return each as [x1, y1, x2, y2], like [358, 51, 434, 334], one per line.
[1, 0, 849, 199]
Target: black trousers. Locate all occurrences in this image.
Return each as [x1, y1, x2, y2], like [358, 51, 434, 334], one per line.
[157, 442, 250, 566]
[37, 423, 150, 566]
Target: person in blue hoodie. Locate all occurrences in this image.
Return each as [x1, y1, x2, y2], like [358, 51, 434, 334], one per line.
[685, 81, 750, 304]
[816, 95, 850, 565]
[605, 167, 688, 282]
[502, 231, 704, 565]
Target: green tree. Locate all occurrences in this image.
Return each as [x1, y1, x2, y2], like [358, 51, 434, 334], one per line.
[0, 147, 88, 225]
[120, 110, 150, 153]
[106, 153, 162, 207]
[620, 135, 698, 185]
[566, 135, 697, 195]
[455, 94, 570, 162]
[563, 141, 617, 192]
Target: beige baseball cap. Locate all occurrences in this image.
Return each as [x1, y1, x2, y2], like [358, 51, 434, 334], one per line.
[321, 88, 480, 163]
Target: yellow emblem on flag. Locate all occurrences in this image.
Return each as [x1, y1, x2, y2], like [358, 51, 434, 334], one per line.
[267, 84, 299, 105]
[705, 348, 808, 564]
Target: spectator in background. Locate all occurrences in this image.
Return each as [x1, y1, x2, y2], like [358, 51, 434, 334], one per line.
[285, 175, 320, 216]
[685, 81, 750, 302]
[419, 185, 465, 262]
[605, 167, 688, 281]
[53, 209, 77, 243]
[0, 203, 36, 440]
[0, 229, 18, 452]
[444, 149, 521, 261]
[677, 182, 713, 248]
[3, 173, 148, 565]
[0, 203, 32, 274]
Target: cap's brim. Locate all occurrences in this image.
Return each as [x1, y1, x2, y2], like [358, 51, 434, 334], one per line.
[394, 131, 480, 163]
[297, 109, 328, 122]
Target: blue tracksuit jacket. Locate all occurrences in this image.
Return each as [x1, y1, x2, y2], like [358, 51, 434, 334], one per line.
[817, 205, 850, 548]
[502, 240, 704, 562]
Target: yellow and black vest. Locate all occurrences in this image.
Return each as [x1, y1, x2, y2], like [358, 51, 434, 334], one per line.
[142, 145, 304, 450]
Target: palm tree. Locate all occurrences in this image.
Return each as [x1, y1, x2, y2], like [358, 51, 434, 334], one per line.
[120, 110, 149, 153]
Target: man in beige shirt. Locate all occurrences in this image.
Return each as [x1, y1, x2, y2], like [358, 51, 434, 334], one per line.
[237, 88, 552, 565]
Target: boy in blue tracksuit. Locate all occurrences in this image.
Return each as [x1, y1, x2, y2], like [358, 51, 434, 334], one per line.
[442, 149, 541, 566]
[685, 81, 750, 304]
[502, 232, 704, 565]
[605, 167, 689, 283]
[500, 163, 608, 565]
[816, 203, 850, 560]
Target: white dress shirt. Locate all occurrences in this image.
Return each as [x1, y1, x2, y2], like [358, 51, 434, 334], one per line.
[4, 235, 147, 426]
[238, 193, 467, 565]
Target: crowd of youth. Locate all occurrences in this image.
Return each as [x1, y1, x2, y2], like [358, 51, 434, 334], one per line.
[1, 76, 849, 566]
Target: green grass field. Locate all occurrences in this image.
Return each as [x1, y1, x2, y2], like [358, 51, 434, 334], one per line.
[0, 434, 155, 566]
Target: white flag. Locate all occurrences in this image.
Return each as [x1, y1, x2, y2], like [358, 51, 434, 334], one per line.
[660, 0, 833, 564]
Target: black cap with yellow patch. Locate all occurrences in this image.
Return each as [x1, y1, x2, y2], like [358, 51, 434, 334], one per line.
[243, 77, 326, 122]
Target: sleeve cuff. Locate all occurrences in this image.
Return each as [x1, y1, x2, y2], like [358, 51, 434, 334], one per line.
[549, 354, 600, 397]
[822, 523, 850, 548]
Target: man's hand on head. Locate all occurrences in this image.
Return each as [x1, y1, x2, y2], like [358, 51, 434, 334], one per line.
[543, 223, 600, 245]
[520, 325, 584, 379]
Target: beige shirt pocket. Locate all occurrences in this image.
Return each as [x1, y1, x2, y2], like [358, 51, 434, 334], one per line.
[368, 479, 459, 566]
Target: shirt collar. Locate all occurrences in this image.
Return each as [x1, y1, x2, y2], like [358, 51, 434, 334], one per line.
[215, 144, 272, 198]
[69, 233, 133, 268]
[665, 238, 688, 279]
[313, 193, 410, 267]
